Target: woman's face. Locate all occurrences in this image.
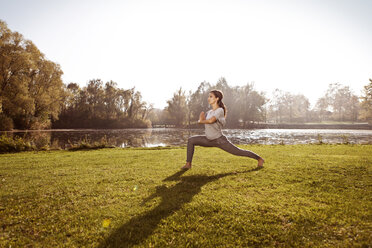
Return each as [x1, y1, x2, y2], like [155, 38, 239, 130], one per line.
[208, 92, 219, 105]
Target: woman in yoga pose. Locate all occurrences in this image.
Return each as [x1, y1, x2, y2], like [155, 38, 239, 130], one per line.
[182, 90, 265, 170]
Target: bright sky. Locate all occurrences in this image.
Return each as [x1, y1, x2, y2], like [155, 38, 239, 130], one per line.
[1, 0, 371, 109]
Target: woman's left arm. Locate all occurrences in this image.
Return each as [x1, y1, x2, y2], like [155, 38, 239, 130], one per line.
[198, 116, 217, 124]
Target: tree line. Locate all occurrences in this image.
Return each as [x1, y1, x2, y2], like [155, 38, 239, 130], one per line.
[151, 78, 372, 128]
[1, 19, 371, 130]
[153, 78, 267, 128]
[53, 80, 151, 129]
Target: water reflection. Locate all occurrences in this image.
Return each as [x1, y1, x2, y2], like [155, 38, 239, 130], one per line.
[1, 128, 371, 149]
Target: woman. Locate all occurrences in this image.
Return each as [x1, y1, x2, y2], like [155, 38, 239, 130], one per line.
[182, 90, 265, 170]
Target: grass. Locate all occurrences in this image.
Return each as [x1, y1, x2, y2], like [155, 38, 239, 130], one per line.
[0, 144, 371, 247]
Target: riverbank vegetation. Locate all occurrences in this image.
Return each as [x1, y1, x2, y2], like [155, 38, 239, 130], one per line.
[52, 80, 152, 129]
[1, 144, 371, 247]
[0, 134, 116, 153]
[1, 19, 372, 131]
[1, 131, 368, 154]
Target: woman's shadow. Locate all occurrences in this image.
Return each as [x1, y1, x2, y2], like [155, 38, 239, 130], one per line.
[97, 168, 260, 248]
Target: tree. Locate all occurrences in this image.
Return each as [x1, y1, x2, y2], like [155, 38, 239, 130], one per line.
[104, 80, 119, 119]
[128, 90, 146, 119]
[53, 80, 151, 128]
[0, 20, 64, 130]
[349, 95, 360, 123]
[268, 89, 287, 123]
[359, 79, 372, 123]
[29, 59, 64, 128]
[166, 87, 188, 127]
[291, 94, 310, 123]
[320, 83, 360, 121]
[188, 81, 211, 124]
[214, 77, 240, 127]
[238, 83, 267, 126]
[315, 96, 330, 122]
[267, 90, 310, 123]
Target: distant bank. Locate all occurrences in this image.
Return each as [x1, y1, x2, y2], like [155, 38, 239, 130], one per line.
[153, 123, 372, 130]
[241, 123, 372, 130]
[3, 123, 372, 131]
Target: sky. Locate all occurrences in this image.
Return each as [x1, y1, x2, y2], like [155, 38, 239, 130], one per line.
[1, 0, 371, 109]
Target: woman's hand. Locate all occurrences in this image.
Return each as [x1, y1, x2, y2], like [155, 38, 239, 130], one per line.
[198, 111, 217, 124]
[199, 111, 206, 120]
[198, 111, 206, 123]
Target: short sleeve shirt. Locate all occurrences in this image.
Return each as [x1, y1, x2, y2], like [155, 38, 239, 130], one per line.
[204, 107, 226, 140]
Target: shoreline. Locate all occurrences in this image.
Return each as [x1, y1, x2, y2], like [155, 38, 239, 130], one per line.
[243, 123, 372, 130]
[2, 123, 372, 132]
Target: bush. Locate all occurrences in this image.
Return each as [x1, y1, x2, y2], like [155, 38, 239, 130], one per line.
[67, 135, 115, 151]
[0, 135, 35, 153]
[0, 114, 14, 131]
[0, 134, 116, 153]
[317, 134, 324, 145]
[340, 134, 350, 144]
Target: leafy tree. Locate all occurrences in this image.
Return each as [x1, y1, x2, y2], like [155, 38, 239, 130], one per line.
[214, 77, 240, 127]
[188, 81, 211, 124]
[166, 87, 188, 127]
[291, 94, 310, 123]
[267, 90, 310, 123]
[268, 89, 287, 123]
[53, 80, 150, 128]
[0, 20, 64, 130]
[314, 96, 331, 122]
[239, 83, 267, 126]
[359, 79, 372, 123]
[319, 83, 360, 121]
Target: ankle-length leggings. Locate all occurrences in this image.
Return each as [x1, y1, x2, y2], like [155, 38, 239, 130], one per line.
[186, 135, 261, 162]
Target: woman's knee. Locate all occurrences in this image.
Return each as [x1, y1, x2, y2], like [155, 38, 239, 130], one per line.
[187, 136, 199, 145]
[188, 135, 208, 146]
[220, 143, 243, 155]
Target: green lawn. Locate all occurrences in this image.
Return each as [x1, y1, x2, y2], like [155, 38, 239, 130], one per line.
[0, 144, 371, 247]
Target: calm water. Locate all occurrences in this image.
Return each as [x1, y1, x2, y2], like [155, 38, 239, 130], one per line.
[1, 128, 371, 148]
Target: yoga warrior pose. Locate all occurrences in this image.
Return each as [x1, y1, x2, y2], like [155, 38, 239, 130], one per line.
[181, 90, 265, 170]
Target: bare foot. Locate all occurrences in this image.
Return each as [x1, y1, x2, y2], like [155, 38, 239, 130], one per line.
[181, 162, 192, 170]
[257, 158, 265, 168]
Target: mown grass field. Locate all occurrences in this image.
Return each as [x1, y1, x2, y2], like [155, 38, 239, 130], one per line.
[0, 144, 371, 247]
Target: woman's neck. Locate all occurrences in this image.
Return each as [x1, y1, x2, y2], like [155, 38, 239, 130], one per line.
[211, 103, 219, 110]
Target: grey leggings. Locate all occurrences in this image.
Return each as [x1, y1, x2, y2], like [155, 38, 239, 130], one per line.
[186, 135, 261, 162]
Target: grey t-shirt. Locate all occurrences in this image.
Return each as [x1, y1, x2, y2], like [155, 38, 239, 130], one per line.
[205, 107, 226, 140]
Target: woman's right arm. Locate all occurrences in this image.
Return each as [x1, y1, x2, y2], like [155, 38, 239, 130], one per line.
[198, 116, 217, 124]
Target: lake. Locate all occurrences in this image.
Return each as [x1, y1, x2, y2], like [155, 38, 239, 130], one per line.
[1, 128, 371, 148]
